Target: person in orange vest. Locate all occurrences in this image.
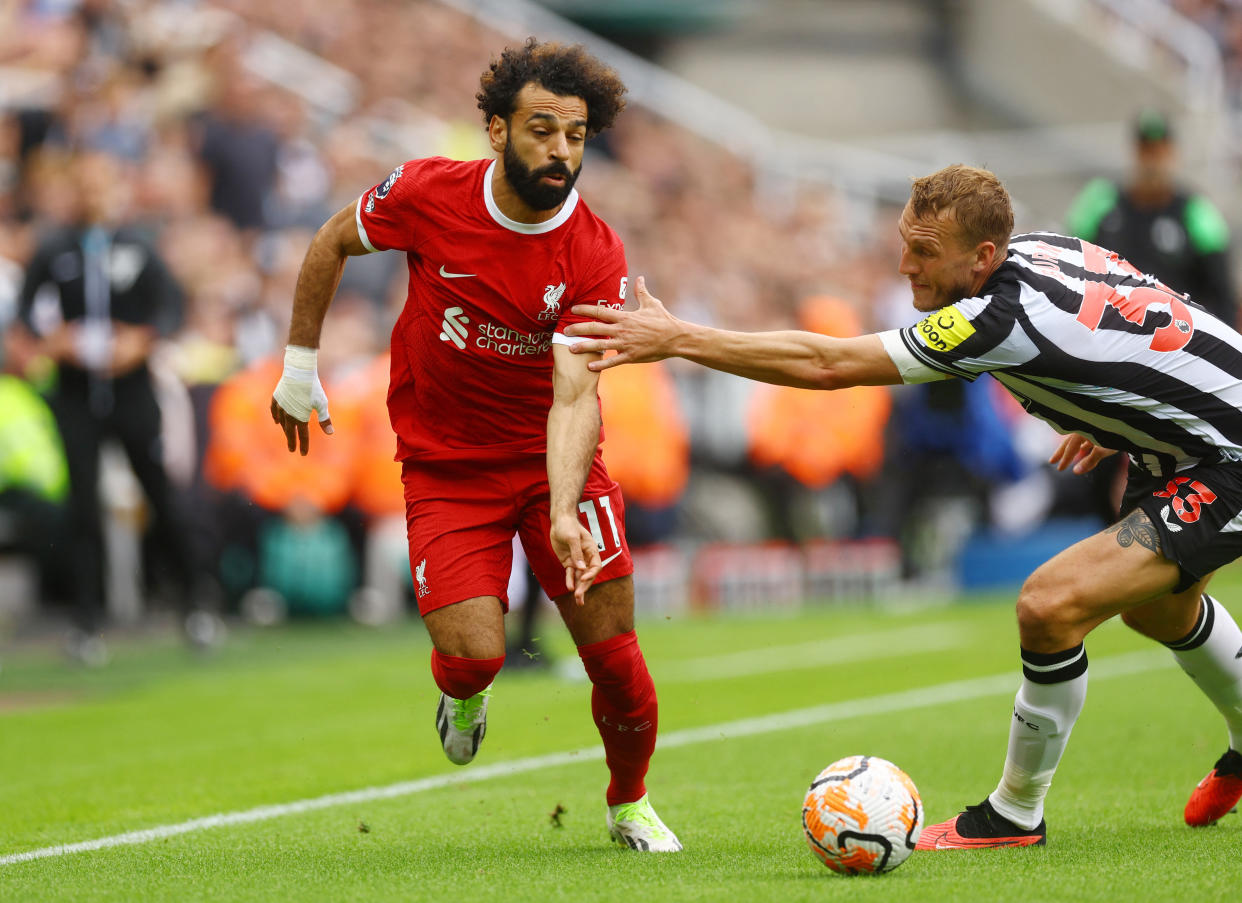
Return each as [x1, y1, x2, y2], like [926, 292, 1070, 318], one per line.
[597, 358, 690, 547]
[747, 296, 891, 538]
[333, 352, 404, 520]
[331, 351, 408, 623]
[204, 356, 359, 615]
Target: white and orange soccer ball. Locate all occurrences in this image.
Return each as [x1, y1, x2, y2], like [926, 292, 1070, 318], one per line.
[801, 754, 923, 875]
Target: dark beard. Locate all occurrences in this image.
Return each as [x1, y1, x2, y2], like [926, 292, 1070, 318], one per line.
[502, 141, 581, 211]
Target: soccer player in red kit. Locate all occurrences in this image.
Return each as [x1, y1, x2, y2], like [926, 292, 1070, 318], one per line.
[269, 39, 681, 852]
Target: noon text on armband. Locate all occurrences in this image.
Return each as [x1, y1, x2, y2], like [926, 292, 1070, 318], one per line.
[477, 322, 554, 356]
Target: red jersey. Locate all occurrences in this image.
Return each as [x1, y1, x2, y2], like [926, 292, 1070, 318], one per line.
[355, 157, 628, 462]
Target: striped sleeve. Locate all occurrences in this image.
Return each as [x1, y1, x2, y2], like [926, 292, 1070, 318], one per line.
[893, 296, 1016, 381]
[878, 330, 948, 384]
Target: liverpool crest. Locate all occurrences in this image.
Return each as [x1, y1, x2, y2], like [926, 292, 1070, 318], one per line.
[539, 282, 566, 321]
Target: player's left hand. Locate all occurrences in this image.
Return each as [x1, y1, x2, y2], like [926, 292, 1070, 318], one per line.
[271, 345, 334, 456]
[550, 513, 602, 605]
[565, 276, 681, 372]
[1049, 433, 1117, 474]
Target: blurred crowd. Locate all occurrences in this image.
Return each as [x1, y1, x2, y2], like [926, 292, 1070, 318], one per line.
[1167, 0, 1242, 103]
[0, 0, 1076, 640]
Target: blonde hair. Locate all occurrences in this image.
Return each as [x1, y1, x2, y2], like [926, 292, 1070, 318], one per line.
[909, 164, 1014, 251]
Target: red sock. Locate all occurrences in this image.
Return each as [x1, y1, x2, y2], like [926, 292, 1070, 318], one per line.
[430, 649, 504, 700]
[578, 630, 658, 806]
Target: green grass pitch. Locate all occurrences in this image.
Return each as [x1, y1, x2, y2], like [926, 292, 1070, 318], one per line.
[3, 572, 1241, 902]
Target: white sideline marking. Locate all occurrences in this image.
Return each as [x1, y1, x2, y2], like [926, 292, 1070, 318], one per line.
[659, 648, 1167, 750]
[0, 648, 1169, 867]
[659, 623, 969, 682]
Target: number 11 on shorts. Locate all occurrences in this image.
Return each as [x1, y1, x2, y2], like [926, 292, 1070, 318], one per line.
[579, 497, 620, 552]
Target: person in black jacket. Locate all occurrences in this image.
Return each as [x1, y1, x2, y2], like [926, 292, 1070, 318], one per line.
[1064, 111, 1239, 524]
[12, 149, 221, 663]
[1066, 110, 1237, 326]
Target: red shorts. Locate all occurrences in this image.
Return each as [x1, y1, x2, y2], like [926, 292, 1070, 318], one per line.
[401, 453, 634, 615]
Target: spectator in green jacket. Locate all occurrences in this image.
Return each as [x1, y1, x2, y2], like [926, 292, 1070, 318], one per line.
[0, 370, 69, 618]
[1066, 110, 1237, 327]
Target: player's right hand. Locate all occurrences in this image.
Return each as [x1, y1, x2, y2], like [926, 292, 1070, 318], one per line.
[270, 344, 334, 456]
[1049, 433, 1116, 475]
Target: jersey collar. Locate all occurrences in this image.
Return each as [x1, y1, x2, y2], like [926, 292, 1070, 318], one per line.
[483, 159, 579, 234]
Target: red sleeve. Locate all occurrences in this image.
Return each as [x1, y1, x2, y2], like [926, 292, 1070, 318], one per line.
[354, 159, 431, 253]
[554, 229, 628, 336]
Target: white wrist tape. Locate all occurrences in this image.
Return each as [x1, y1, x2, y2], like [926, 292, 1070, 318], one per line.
[272, 344, 331, 423]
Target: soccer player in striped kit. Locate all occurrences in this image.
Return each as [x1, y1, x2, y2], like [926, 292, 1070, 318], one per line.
[270, 40, 679, 852]
[568, 164, 1242, 848]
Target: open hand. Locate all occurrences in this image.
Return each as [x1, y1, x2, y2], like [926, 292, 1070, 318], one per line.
[564, 276, 680, 372]
[270, 346, 333, 455]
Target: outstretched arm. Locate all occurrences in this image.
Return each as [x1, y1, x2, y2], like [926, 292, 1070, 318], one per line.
[547, 343, 605, 605]
[565, 277, 902, 389]
[270, 202, 370, 455]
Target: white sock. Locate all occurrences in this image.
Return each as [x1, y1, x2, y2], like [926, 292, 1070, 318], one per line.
[989, 644, 1088, 831]
[1166, 595, 1242, 752]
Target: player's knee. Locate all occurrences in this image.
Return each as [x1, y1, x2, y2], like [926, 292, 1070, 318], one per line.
[1015, 576, 1080, 646]
[427, 631, 505, 660]
[423, 596, 506, 659]
[457, 635, 507, 660]
[561, 577, 635, 645]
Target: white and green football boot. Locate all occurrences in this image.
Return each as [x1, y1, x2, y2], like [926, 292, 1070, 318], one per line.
[607, 794, 683, 852]
[435, 685, 491, 765]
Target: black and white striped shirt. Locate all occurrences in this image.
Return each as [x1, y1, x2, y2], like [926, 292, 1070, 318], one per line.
[879, 232, 1242, 477]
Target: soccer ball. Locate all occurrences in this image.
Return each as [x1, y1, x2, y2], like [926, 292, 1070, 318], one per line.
[802, 755, 923, 875]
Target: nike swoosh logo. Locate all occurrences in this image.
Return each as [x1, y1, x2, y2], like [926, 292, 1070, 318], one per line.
[600, 550, 625, 569]
[439, 265, 476, 278]
[935, 833, 1040, 849]
[935, 835, 990, 849]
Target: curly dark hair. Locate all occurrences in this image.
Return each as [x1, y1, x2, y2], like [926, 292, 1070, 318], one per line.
[477, 38, 627, 137]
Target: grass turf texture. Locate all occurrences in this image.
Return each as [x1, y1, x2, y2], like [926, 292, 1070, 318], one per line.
[3, 572, 1241, 902]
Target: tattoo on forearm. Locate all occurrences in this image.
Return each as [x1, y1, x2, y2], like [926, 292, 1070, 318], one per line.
[1105, 509, 1162, 555]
